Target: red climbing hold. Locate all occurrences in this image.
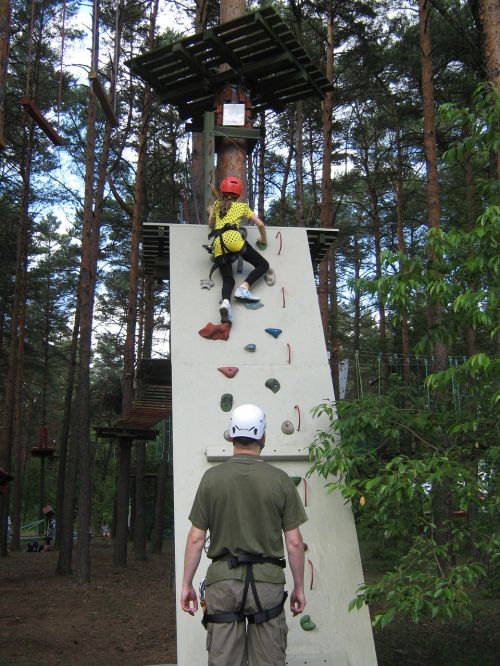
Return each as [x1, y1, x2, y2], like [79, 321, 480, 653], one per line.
[218, 366, 239, 378]
[198, 322, 231, 341]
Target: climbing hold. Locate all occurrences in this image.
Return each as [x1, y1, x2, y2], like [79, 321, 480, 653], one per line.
[244, 343, 257, 352]
[300, 615, 317, 631]
[265, 268, 275, 286]
[256, 240, 267, 251]
[282, 420, 294, 435]
[265, 378, 280, 393]
[244, 301, 264, 310]
[290, 476, 301, 486]
[265, 328, 282, 339]
[218, 366, 239, 378]
[199, 322, 231, 341]
[200, 279, 214, 290]
[220, 394, 233, 412]
[223, 430, 232, 442]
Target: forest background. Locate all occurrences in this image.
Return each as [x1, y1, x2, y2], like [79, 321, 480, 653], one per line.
[0, 0, 498, 660]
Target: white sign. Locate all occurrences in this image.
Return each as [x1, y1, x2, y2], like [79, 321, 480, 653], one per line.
[223, 103, 245, 126]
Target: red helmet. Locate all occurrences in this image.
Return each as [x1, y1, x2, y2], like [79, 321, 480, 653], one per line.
[220, 176, 243, 197]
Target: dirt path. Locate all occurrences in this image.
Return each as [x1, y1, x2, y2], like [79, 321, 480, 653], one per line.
[0, 540, 176, 666]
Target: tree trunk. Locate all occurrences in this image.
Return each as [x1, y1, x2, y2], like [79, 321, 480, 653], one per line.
[0, 117, 34, 556]
[114, 0, 158, 569]
[353, 234, 361, 351]
[395, 117, 410, 386]
[150, 431, 169, 554]
[134, 443, 147, 561]
[295, 101, 304, 227]
[419, 0, 451, 571]
[319, 5, 334, 350]
[279, 121, 294, 226]
[0, 0, 11, 143]
[114, 441, 131, 566]
[257, 110, 266, 220]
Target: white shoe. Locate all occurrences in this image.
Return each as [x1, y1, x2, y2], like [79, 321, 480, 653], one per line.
[234, 286, 260, 302]
[219, 299, 232, 323]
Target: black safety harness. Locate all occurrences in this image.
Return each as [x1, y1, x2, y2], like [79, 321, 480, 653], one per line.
[202, 552, 288, 628]
[203, 224, 248, 283]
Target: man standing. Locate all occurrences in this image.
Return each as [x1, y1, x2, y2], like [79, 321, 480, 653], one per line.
[181, 403, 307, 666]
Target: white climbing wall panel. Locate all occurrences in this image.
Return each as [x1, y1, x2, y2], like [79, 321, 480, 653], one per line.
[170, 224, 377, 666]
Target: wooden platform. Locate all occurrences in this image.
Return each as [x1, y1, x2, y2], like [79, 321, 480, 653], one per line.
[127, 7, 332, 121]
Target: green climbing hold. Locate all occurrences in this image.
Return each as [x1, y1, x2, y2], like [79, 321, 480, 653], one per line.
[300, 615, 317, 631]
[290, 476, 302, 486]
[220, 394, 233, 412]
[265, 378, 280, 393]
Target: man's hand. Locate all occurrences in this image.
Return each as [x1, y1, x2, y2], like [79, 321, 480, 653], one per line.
[290, 587, 306, 616]
[181, 583, 198, 615]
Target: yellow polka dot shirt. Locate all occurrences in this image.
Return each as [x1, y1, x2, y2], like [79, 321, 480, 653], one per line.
[212, 201, 254, 257]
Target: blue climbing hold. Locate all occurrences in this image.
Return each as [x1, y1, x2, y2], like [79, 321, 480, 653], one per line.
[265, 328, 282, 339]
[244, 301, 264, 310]
[244, 343, 257, 352]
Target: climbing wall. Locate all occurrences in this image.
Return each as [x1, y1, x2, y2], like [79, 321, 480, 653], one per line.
[170, 224, 377, 666]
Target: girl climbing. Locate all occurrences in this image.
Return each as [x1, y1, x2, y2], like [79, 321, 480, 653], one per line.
[208, 176, 269, 324]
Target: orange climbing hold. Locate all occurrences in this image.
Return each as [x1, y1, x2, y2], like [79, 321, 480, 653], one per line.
[198, 322, 231, 341]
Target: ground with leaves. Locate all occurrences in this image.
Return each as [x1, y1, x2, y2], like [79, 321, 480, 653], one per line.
[1, 539, 498, 665]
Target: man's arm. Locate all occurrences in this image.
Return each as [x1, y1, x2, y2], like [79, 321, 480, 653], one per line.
[284, 527, 306, 615]
[180, 525, 207, 615]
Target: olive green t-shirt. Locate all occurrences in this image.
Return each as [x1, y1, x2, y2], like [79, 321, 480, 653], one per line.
[189, 454, 308, 585]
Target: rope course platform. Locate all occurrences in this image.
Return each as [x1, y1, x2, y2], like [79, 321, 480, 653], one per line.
[127, 7, 332, 121]
[95, 359, 172, 439]
[142, 223, 338, 279]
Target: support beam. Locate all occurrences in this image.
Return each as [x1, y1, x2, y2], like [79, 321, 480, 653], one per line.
[20, 97, 63, 145]
[88, 71, 118, 127]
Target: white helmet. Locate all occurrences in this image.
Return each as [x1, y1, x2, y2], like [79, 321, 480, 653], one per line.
[229, 404, 266, 441]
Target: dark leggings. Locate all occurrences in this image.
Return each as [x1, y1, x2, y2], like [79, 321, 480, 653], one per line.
[217, 242, 269, 301]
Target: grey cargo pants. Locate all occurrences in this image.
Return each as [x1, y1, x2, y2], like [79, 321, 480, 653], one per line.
[205, 579, 288, 666]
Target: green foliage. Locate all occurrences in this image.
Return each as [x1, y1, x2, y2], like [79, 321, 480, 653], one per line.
[309, 84, 500, 628]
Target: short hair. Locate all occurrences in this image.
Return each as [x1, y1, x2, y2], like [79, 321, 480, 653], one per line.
[232, 436, 260, 446]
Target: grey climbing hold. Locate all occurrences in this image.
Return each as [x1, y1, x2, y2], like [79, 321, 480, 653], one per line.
[290, 476, 302, 486]
[244, 301, 264, 310]
[220, 394, 233, 412]
[244, 343, 257, 352]
[265, 268, 275, 286]
[223, 430, 232, 442]
[265, 378, 280, 393]
[200, 279, 214, 290]
[282, 420, 294, 435]
[265, 328, 282, 338]
[300, 615, 317, 631]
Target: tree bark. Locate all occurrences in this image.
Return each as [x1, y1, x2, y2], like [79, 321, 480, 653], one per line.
[114, 0, 158, 569]
[134, 443, 147, 561]
[419, 0, 451, 571]
[150, 430, 169, 554]
[319, 4, 334, 344]
[0, 0, 10, 143]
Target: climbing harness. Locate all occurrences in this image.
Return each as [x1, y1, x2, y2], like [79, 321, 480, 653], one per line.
[202, 553, 287, 628]
[201, 225, 248, 288]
